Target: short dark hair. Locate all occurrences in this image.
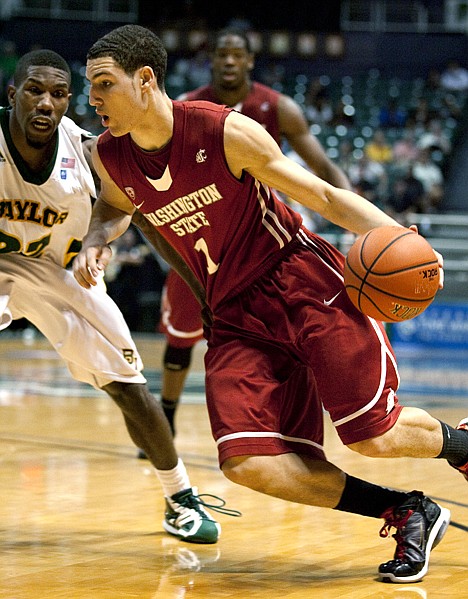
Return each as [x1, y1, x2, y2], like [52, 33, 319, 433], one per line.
[213, 28, 253, 54]
[14, 49, 71, 86]
[87, 24, 167, 91]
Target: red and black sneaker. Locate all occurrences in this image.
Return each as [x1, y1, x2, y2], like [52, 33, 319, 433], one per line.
[450, 418, 468, 481]
[378, 491, 451, 583]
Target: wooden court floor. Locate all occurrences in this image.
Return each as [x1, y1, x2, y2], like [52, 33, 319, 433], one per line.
[0, 332, 467, 598]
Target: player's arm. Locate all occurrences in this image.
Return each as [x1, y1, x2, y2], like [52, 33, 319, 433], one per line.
[224, 111, 400, 236]
[82, 135, 101, 194]
[73, 143, 135, 289]
[278, 94, 352, 190]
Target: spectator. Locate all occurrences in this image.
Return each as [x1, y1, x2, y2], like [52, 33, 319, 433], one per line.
[337, 139, 358, 181]
[407, 97, 432, 129]
[348, 154, 389, 200]
[304, 93, 334, 127]
[440, 92, 464, 122]
[364, 129, 393, 164]
[385, 166, 427, 223]
[304, 79, 333, 126]
[440, 60, 468, 92]
[413, 148, 444, 212]
[392, 129, 419, 171]
[379, 99, 407, 129]
[418, 118, 452, 158]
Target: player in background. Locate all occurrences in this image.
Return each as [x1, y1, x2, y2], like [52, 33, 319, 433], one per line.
[154, 28, 352, 440]
[0, 49, 236, 545]
[75, 25, 468, 583]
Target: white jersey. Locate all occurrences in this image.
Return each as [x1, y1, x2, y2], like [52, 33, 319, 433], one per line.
[0, 108, 96, 267]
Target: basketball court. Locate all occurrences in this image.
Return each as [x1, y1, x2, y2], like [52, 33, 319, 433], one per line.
[0, 331, 466, 598]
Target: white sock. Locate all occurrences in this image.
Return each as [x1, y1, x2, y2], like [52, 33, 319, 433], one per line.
[155, 458, 191, 498]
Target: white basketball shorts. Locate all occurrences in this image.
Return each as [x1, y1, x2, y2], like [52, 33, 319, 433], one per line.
[0, 254, 146, 389]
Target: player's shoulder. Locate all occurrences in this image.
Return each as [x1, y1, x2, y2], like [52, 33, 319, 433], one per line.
[250, 81, 281, 100]
[174, 99, 230, 121]
[183, 84, 212, 101]
[60, 115, 93, 138]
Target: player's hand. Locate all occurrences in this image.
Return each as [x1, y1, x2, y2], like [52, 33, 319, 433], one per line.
[73, 244, 113, 288]
[408, 224, 444, 289]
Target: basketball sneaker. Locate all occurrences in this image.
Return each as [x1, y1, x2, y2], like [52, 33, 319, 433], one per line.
[378, 491, 450, 583]
[449, 418, 468, 481]
[163, 487, 241, 544]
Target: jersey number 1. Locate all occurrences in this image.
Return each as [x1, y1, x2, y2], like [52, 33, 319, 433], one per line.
[194, 238, 219, 275]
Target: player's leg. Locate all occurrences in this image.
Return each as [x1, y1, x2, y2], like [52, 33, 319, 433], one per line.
[160, 344, 194, 435]
[348, 405, 468, 467]
[318, 302, 468, 474]
[157, 270, 204, 436]
[205, 339, 449, 583]
[204, 250, 451, 582]
[222, 453, 450, 584]
[6, 259, 225, 544]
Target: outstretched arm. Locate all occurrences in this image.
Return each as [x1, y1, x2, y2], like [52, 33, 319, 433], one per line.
[224, 111, 444, 286]
[224, 110, 400, 235]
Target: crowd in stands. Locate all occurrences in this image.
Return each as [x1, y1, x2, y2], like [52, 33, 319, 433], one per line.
[285, 63, 467, 232]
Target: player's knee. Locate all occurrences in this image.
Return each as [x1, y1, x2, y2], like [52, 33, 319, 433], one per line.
[222, 456, 269, 491]
[347, 435, 394, 458]
[103, 380, 128, 402]
[103, 381, 150, 413]
[164, 344, 193, 371]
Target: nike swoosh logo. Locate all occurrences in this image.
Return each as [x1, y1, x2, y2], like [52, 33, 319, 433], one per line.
[323, 291, 342, 306]
[135, 201, 145, 209]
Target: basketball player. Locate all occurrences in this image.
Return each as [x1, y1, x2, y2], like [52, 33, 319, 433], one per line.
[154, 28, 351, 439]
[0, 48, 233, 545]
[75, 25, 468, 583]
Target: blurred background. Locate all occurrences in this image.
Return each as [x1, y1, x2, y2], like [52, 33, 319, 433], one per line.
[1, 0, 467, 353]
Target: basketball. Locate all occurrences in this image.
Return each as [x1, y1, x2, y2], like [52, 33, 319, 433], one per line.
[343, 226, 440, 322]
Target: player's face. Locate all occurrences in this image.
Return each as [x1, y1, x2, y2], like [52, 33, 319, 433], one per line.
[211, 34, 254, 90]
[86, 57, 144, 137]
[8, 66, 71, 149]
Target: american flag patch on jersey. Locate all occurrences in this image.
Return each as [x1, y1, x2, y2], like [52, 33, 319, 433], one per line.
[60, 157, 75, 168]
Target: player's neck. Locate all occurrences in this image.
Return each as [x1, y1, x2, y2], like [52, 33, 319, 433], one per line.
[214, 80, 252, 108]
[130, 93, 174, 151]
[14, 135, 57, 173]
[8, 111, 57, 173]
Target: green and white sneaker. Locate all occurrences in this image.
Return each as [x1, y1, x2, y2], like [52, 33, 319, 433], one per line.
[163, 487, 241, 544]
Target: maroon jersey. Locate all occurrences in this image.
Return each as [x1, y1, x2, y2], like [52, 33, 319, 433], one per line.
[184, 82, 281, 146]
[98, 101, 301, 311]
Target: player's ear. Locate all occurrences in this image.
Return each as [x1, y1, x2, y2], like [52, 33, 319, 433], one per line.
[139, 66, 154, 90]
[7, 85, 16, 106]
